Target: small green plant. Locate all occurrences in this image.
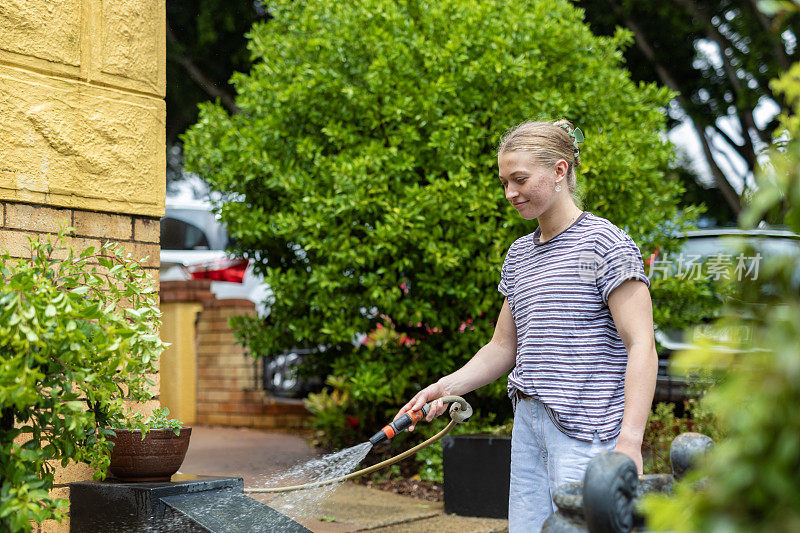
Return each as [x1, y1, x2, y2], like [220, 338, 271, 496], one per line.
[304, 376, 355, 450]
[121, 407, 184, 437]
[0, 229, 165, 532]
[369, 463, 402, 484]
[643, 400, 723, 474]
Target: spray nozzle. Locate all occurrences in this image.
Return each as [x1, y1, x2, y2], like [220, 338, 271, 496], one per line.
[368, 402, 431, 446]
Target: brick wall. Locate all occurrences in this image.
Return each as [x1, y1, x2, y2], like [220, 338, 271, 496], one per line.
[160, 281, 310, 431]
[1, 201, 161, 277]
[1, 202, 163, 533]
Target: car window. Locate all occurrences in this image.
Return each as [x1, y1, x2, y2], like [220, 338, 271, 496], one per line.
[160, 217, 211, 250]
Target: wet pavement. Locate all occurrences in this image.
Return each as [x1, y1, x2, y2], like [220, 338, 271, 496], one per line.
[181, 425, 508, 532]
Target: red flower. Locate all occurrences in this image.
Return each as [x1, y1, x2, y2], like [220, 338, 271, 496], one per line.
[346, 415, 359, 428]
[645, 247, 660, 266]
[399, 335, 415, 346]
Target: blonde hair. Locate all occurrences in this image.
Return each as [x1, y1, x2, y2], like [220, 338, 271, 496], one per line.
[497, 119, 583, 204]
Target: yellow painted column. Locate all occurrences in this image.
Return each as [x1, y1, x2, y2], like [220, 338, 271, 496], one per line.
[0, 2, 166, 530]
[159, 302, 203, 425]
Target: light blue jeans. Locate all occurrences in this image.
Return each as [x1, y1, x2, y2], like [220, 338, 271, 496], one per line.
[508, 396, 618, 532]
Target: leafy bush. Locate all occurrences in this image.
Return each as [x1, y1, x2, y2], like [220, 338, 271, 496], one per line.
[640, 38, 800, 532]
[650, 275, 728, 333]
[304, 376, 356, 450]
[183, 0, 704, 447]
[0, 231, 165, 532]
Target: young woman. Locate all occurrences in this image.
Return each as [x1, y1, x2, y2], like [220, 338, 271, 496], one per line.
[396, 120, 658, 531]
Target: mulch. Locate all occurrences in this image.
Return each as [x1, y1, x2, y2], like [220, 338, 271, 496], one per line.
[361, 477, 444, 502]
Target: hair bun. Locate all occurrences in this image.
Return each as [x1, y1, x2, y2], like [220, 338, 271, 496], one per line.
[552, 118, 574, 130]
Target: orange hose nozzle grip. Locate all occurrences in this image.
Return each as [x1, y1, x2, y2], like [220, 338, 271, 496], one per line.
[369, 402, 431, 446]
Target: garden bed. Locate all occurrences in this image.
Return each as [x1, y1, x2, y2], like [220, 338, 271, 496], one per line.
[359, 477, 444, 502]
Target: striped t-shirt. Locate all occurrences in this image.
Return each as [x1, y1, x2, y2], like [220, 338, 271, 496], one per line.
[498, 212, 650, 442]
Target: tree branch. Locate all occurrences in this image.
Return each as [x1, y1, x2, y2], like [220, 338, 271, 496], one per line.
[707, 130, 744, 181]
[710, 122, 753, 168]
[694, 124, 742, 214]
[166, 23, 242, 115]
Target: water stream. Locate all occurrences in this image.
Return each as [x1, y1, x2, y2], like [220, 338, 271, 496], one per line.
[255, 441, 374, 521]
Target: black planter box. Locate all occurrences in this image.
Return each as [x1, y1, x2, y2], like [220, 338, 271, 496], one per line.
[442, 434, 511, 519]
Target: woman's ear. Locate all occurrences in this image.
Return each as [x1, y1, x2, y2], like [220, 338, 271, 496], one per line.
[556, 159, 569, 178]
[554, 159, 569, 181]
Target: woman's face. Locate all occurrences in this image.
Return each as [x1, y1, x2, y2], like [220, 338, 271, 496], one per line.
[497, 151, 565, 220]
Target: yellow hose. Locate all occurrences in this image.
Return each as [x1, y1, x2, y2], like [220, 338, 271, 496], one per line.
[244, 395, 471, 494]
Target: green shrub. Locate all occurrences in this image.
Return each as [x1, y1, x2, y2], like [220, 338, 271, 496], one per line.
[0, 231, 165, 532]
[650, 275, 729, 333]
[183, 0, 704, 448]
[640, 47, 800, 532]
[304, 376, 356, 450]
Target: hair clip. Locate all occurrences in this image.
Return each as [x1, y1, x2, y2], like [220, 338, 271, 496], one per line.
[558, 124, 584, 158]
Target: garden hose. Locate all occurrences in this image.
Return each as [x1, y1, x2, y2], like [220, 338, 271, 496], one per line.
[244, 395, 472, 494]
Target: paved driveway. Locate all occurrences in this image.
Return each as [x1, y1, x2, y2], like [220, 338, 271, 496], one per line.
[181, 426, 508, 532]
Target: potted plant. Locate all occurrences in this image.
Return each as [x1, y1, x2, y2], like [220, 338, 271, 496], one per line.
[0, 229, 166, 532]
[107, 407, 191, 482]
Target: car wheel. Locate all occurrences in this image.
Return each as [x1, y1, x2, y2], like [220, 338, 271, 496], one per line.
[264, 352, 303, 397]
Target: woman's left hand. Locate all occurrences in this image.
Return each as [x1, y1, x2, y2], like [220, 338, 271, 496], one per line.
[613, 438, 644, 475]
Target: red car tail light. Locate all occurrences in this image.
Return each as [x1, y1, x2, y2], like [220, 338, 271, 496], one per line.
[188, 258, 249, 283]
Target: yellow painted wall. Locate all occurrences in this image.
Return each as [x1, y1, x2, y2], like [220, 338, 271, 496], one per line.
[160, 302, 203, 425]
[0, 2, 166, 531]
[0, 0, 166, 218]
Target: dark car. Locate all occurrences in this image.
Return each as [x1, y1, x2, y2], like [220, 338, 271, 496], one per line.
[653, 227, 800, 403]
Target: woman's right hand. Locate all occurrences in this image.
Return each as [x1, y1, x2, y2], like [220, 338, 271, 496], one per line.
[394, 382, 449, 432]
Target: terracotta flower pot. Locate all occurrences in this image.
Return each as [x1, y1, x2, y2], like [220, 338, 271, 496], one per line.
[107, 427, 192, 482]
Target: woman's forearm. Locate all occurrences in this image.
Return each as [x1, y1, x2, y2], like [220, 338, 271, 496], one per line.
[437, 340, 516, 397]
[618, 342, 658, 444]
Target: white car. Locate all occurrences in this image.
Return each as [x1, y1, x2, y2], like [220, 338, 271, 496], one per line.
[160, 199, 270, 316]
[161, 199, 319, 397]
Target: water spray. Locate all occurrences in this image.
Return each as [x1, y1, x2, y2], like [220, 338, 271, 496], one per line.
[244, 395, 472, 494]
